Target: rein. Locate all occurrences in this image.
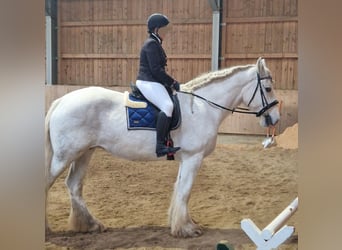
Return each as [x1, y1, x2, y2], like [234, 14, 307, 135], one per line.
[178, 73, 279, 117]
[178, 90, 254, 115]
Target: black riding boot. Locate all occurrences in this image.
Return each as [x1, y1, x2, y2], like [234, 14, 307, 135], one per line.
[155, 112, 180, 157]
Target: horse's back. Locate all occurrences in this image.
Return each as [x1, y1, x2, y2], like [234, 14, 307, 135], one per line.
[62, 86, 122, 104]
[51, 87, 121, 115]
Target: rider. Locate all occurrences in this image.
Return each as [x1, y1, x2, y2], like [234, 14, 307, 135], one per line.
[136, 13, 181, 157]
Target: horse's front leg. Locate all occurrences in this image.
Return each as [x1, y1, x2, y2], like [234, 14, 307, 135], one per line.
[168, 154, 203, 237]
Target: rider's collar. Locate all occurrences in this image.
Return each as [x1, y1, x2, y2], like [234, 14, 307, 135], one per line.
[150, 32, 162, 44]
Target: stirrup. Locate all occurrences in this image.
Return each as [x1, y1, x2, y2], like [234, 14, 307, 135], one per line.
[156, 146, 180, 157]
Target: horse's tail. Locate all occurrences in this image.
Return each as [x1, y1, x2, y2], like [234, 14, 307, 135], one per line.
[45, 98, 61, 187]
[45, 97, 62, 231]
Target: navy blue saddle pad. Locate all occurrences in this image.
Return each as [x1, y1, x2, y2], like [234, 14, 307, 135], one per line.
[125, 93, 181, 130]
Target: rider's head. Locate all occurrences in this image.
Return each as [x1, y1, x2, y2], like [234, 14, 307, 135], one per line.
[147, 13, 170, 39]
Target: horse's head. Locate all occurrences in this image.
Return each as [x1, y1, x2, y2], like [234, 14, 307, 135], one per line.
[242, 57, 280, 127]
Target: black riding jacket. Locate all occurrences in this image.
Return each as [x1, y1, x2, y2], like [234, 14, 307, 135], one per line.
[137, 33, 175, 87]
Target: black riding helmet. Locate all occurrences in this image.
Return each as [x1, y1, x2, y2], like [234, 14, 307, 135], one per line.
[147, 13, 169, 33]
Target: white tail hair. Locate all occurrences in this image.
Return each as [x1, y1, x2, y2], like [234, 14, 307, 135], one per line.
[45, 98, 61, 186]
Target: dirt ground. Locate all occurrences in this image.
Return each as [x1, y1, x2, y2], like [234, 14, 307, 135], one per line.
[45, 125, 298, 250]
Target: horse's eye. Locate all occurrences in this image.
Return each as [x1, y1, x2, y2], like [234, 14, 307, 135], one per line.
[265, 87, 272, 92]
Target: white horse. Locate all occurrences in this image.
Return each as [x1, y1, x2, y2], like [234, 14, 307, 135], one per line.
[45, 57, 280, 238]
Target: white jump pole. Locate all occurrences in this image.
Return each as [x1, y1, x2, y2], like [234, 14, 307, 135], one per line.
[241, 197, 298, 250]
[262, 197, 298, 240]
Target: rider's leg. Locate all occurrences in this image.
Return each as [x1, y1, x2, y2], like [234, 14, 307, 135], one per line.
[136, 80, 181, 156]
[155, 111, 180, 157]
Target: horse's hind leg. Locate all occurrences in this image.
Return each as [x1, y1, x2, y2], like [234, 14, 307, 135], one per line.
[65, 149, 105, 233]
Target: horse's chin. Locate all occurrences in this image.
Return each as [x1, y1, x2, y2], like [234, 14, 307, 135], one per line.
[259, 108, 280, 127]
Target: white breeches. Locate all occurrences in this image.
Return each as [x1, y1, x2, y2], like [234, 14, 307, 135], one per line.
[136, 80, 174, 117]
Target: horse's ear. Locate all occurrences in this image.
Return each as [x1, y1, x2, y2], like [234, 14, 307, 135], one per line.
[256, 57, 266, 75]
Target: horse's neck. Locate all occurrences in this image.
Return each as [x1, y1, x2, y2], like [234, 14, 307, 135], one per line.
[194, 70, 253, 113]
[179, 67, 255, 133]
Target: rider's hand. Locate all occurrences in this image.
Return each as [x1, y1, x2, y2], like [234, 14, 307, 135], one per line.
[172, 81, 180, 91]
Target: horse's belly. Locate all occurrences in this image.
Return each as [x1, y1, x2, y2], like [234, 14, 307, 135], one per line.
[99, 128, 157, 161]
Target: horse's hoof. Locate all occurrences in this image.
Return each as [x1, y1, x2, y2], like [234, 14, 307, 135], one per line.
[193, 227, 203, 237]
[171, 223, 203, 238]
[69, 216, 106, 233]
[89, 221, 106, 233]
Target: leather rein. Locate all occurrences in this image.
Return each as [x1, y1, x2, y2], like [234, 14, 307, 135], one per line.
[178, 73, 279, 117]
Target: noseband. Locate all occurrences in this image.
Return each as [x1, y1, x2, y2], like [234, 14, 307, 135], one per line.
[247, 73, 279, 117]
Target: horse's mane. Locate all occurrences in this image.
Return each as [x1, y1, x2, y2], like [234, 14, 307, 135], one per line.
[181, 64, 254, 92]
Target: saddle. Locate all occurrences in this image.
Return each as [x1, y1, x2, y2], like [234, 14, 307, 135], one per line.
[124, 84, 182, 160]
[124, 84, 181, 131]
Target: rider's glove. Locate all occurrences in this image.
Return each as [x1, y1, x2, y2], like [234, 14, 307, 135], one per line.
[172, 81, 180, 91]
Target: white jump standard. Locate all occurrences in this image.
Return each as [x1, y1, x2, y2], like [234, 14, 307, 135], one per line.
[241, 197, 298, 250]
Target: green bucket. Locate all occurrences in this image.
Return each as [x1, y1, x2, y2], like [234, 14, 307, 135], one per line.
[216, 241, 234, 250]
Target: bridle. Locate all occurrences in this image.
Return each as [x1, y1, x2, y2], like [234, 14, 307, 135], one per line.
[178, 73, 279, 117]
[247, 73, 279, 117]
